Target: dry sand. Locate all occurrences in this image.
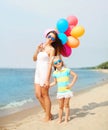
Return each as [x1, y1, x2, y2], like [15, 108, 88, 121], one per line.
[0, 81, 108, 130]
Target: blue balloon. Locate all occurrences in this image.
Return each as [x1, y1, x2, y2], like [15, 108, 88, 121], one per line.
[58, 33, 68, 44]
[56, 18, 69, 33]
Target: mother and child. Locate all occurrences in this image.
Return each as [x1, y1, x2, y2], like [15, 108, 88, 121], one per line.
[33, 30, 78, 123]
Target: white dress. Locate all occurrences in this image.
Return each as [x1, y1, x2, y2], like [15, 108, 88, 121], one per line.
[34, 51, 50, 86]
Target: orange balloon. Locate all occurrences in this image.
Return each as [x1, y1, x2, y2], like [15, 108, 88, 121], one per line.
[66, 36, 80, 48]
[71, 25, 85, 38]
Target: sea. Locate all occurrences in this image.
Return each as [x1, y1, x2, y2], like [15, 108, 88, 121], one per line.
[0, 68, 108, 117]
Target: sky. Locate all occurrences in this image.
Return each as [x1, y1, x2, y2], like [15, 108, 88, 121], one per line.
[0, 0, 108, 68]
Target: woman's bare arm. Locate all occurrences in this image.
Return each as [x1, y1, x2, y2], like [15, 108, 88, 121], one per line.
[33, 43, 43, 61]
[45, 48, 55, 87]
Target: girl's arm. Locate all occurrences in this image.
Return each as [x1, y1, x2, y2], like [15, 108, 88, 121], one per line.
[66, 70, 78, 89]
[50, 78, 57, 87]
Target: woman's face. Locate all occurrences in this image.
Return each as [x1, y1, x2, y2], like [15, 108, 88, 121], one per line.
[46, 32, 56, 43]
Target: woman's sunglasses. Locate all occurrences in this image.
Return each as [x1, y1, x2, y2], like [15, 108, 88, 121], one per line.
[47, 35, 55, 41]
[54, 59, 62, 65]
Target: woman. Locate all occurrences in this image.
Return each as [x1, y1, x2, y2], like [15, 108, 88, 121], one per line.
[33, 30, 65, 122]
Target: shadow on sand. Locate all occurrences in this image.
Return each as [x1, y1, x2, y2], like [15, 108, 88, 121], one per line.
[69, 100, 108, 120]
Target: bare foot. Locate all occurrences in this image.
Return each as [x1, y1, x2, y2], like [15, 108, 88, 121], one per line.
[42, 114, 53, 122]
[57, 119, 62, 124]
[64, 120, 68, 124]
[68, 116, 70, 121]
[64, 117, 70, 124]
[43, 117, 51, 122]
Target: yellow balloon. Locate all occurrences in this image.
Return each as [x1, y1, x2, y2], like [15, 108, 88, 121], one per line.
[66, 36, 80, 48]
[70, 25, 85, 38]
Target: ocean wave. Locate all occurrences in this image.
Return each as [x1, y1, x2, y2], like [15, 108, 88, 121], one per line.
[0, 98, 33, 110]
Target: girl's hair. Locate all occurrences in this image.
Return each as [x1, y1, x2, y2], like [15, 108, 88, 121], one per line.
[46, 31, 66, 56]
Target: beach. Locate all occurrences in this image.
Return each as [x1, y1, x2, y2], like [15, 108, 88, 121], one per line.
[0, 80, 108, 130]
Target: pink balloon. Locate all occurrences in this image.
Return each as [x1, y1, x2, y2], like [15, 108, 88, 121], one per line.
[67, 15, 78, 26]
[61, 44, 72, 57]
[64, 25, 74, 36]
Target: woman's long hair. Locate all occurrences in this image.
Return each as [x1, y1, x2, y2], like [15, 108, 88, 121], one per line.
[46, 31, 66, 56]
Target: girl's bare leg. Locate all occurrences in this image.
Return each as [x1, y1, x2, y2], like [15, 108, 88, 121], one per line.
[57, 98, 64, 124]
[64, 98, 70, 123]
[34, 84, 46, 111]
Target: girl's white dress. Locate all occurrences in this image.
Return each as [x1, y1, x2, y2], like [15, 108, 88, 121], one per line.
[34, 51, 49, 86]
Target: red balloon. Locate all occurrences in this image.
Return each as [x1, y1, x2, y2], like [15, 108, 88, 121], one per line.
[67, 15, 78, 26]
[64, 25, 74, 36]
[61, 44, 72, 57]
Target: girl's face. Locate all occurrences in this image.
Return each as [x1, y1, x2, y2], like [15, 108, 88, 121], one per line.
[53, 58, 63, 69]
[46, 33, 56, 43]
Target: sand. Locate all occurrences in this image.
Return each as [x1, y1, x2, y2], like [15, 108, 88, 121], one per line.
[92, 69, 108, 73]
[0, 81, 108, 130]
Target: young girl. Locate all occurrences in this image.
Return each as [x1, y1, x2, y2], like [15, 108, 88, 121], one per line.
[50, 56, 78, 123]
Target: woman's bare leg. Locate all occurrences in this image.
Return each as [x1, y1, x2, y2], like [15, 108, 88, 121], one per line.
[41, 87, 51, 121]
[34, 84, 46, 111]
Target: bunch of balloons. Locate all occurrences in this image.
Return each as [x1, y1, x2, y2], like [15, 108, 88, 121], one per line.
[56, 15, 85, 57]
[45, 15, 85, 57]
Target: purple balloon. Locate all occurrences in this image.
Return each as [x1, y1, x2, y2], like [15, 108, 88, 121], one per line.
[61, 44, 72, 57]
